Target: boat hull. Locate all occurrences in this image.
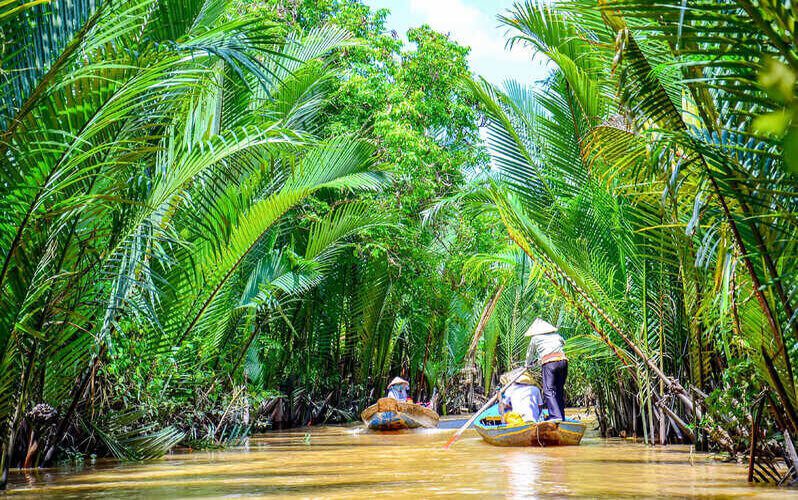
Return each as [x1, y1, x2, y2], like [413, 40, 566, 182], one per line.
[475, 419, 587, 446]
[365, 411, 422, 431]
[474, 405, 586, 446]
[361, 398, 439, 431]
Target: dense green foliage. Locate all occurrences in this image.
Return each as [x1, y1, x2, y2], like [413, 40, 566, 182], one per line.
[0, 0, 504, 481]
[459, 0, 798, 463]
[1, 0, 797, 487]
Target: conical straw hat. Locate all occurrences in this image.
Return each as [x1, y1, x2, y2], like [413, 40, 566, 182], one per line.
[387, 376, 409, 389]
[525, 318, 558, 336]
[500, 367, 535, 386]
[499, 366, 529, 386]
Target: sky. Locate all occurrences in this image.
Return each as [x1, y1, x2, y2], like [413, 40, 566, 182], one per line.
[363, 0, 551, 86]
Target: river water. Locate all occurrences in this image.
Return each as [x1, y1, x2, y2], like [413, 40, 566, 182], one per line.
[5, 417, 790, 498]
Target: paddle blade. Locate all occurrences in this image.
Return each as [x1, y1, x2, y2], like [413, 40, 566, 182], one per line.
[443, 431, 462, 449]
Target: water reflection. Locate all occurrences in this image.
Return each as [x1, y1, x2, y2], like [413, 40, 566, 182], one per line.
[501, 450, 543, 498]
[4, 421, 786, 498]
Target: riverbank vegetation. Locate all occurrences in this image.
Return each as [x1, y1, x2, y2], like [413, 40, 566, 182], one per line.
[1, 0, 797, 488]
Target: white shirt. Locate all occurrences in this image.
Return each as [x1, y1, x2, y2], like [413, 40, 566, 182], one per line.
[525, 332, 565, 366]
[502, 384, 543, 421]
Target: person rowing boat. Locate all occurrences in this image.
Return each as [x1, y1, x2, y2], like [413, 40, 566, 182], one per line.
[524, 318, 568, 420]
[386, 376, 411, 402]
[361, 376, 438, 430]
[467, 366, 586, 447]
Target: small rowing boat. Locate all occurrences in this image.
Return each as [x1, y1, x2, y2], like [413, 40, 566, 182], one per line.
[360, 397, 440, 431]
[473, 404, 586, 446]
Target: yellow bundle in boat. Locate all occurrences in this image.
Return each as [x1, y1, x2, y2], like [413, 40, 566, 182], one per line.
[504, 412, 525, 426]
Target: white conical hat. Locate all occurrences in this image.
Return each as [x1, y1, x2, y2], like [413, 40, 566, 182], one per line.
[525, 318, 558, 336]
[387, 376, 409, 388]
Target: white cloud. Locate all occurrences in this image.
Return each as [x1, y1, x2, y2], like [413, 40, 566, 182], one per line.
[405, 0, 545, 83]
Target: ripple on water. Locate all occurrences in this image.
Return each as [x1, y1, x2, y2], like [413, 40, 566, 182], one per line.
[5, 421, 790, 499]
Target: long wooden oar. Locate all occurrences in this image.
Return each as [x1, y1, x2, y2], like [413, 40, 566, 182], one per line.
[443, 368, 526, 449]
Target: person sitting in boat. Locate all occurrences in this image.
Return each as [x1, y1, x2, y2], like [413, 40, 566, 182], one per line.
[525, 318, 568, 420]
[386, 376, 410, 402]
[498, 370, 544, 423]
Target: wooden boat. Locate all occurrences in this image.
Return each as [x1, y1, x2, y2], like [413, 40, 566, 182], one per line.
[360, 397, 440, 431]
[474, 405, 586, 446]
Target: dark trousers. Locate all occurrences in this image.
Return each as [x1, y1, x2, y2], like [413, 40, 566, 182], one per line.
[542, 359, 568, 420]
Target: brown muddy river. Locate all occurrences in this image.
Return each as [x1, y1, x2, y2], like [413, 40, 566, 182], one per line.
[4, 417, 790, 498]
